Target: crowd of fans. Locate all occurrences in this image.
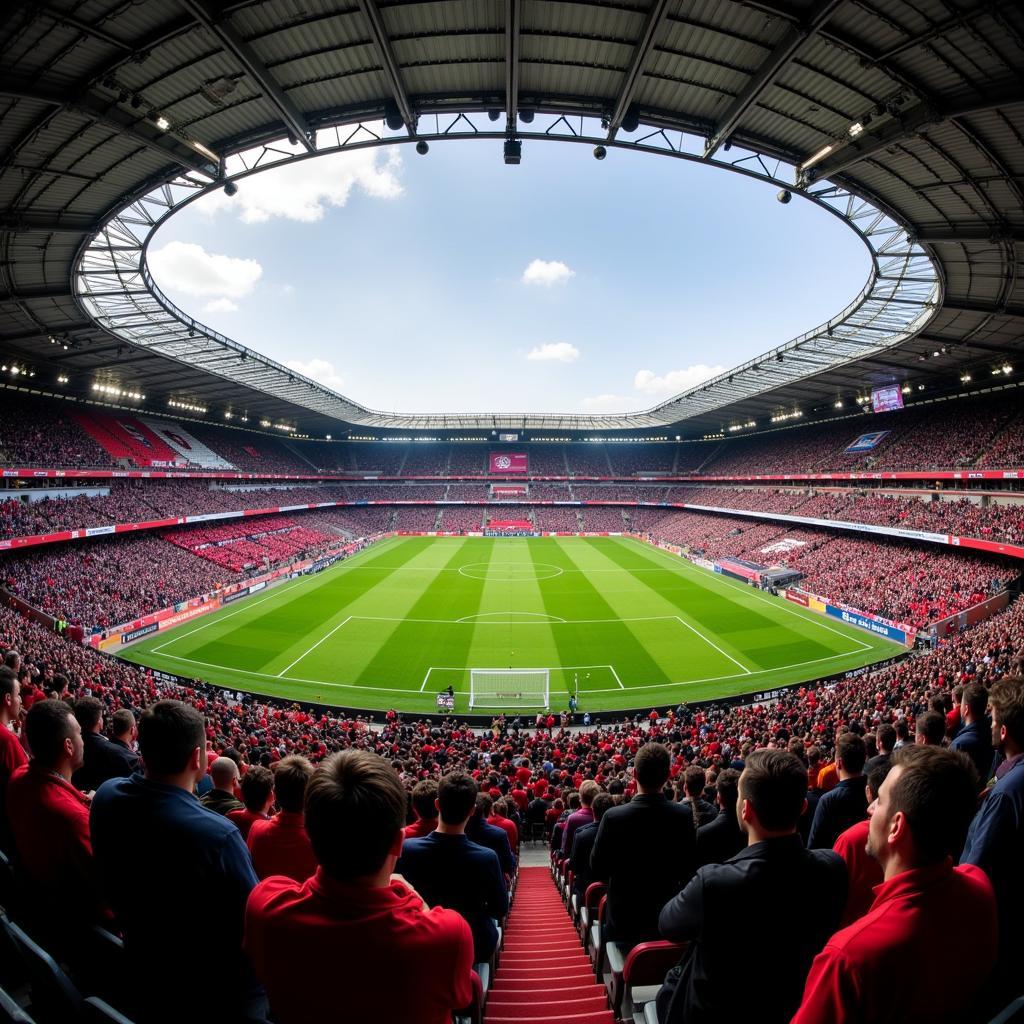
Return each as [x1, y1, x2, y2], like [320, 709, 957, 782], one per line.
[0, 556, 1022, 1021]
[163, 518, 334, 573]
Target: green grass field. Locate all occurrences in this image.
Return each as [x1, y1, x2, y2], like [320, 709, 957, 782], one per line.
[120, 535, 902, 714]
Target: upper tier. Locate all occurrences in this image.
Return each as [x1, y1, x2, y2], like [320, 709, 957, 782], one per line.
[2, 388, 1023, 479]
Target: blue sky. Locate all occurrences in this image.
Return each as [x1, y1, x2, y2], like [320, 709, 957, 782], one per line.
[149, 137, 868, 415]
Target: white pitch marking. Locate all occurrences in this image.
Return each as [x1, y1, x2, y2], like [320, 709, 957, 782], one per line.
[673, 616, 753, 675]
[608, 664, 625, 689]
[143, 646, 882, 699]
[629, 538, 876, 652]
[276, 617, 352, 677]
[151, 578, 307, 653]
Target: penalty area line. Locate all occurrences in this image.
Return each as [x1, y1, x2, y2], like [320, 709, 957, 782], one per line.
[276, 617, 352, 678]
[673, 616, 753, 675]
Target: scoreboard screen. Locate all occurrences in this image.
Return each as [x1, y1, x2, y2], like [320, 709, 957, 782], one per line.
[871, 385, 904, 413]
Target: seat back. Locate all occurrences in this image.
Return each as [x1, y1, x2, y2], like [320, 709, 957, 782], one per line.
[82, 997, 136, 1024]
[623, 941, 690, 987]
[3, 919, 83, 1024]
[0, 984, 36, 1024]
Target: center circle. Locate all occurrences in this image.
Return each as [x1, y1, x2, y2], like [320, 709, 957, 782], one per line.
[458, 562, 564, 582]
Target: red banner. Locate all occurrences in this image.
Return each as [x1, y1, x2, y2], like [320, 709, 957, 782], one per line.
[489, 452, 528, 474]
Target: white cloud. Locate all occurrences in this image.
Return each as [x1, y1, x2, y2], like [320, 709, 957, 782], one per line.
[285, 358, 346, 392]
[200, 148, 404, 224]
[580, 393, 636, 412]
[149, 241, 262, 300]
[522, 259, 575, 287]
[526, 342, 580, 364]
[633, 364, 727, 397]
[580, 363, 728, 412]
[204, 297, 239, 313]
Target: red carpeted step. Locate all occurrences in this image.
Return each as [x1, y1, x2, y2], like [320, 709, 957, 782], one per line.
[491, 977, 599, 994]
[500, 954, 589, 968]
[486, 995, 609, 1016]
[485, 1015, 615, 1024]
[488, 985, 598, 1002]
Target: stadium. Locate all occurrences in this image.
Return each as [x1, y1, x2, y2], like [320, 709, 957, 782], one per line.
[0, 1, 1022, 1022]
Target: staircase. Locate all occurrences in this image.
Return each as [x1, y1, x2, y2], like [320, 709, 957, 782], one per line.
[485, 867, 614, 1024]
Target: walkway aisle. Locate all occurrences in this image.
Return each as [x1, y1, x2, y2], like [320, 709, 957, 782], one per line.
[484, 866, 615, 1024]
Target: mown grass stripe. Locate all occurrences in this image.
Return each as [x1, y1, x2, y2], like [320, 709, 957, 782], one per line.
[353, 538, 495, 689]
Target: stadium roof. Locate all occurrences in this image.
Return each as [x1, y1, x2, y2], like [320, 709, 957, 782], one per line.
[1, 0, 1021, 438]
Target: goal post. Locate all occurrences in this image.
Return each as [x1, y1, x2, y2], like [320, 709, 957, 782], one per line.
[469, 668, 550, 710]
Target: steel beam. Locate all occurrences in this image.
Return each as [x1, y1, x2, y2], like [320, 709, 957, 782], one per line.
[941, 300, 1024, 318]
[0, 80, 218, 178]
[704, 0, 843, 158]
[177, 0, 314, 151]
[505, 0, 520, 135]
[356, 0, 417, 134]
[912, 226, 1024, 245]
[0, 213, 98, 234]
[803, 90, 1024, 183]
[606, 0, 672, 140]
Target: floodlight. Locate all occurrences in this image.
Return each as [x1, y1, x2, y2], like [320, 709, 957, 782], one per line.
[223, 180, 238, 197]
[415, 140, 429, 155]
[593, 145, 607, 160]
[503, 139, 522, 165]
[777, 189, 792, 204]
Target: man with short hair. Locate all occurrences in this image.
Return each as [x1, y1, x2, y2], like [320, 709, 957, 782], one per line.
[793, 746, 996, 1024]
[950, 683, 992, 784]
[591, 742, 697, 947]
[832, 761, 891, 926]
[560, 779, 599, 855]
[696, 768, 745, 866]
[6, 700, 103, 934]
[864, 724, 896, 775]
[808, 733, 867, 850]
[106, 708, 142, 778]
[228, 766, 275, 841]
[0, 666, 26, 845]
[466, 793, 516, 881]
[248, 755, 316, 882]
[90, 700, 264, 1024]
[914, 710, 947, 746]
[488, 797, 519, 855]
[656, 750, 846, 1024]
[398, 771, 508, 963]
[404, 778, 439, 839]
[201, 755, 244, 815]
[245, 750, 474, 1024]
[681, 766, 717, 829]
[569, 792, 612, 898]
[71, 696, 110, 792]
[962, 676, 1024, 1003]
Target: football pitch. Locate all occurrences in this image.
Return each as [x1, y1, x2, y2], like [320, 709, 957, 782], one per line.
[121, 535, 902, 714]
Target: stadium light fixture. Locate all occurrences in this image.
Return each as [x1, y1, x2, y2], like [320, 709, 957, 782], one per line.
[834, 399, 843, 408]
[901, 384, 912, 394]
[326, 434, 332, 440]
[57, 374, 69, 384]
[155, 115, 170, 131]
[800, 144, 834, 172]
[1003, 363, 1013, 375]
[848, 122, 865, 138]
[961, 373, 972, 383]
[503, 139, 522, 165]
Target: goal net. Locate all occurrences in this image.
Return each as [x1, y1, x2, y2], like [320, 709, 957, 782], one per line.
[469, 669, 550, 709]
